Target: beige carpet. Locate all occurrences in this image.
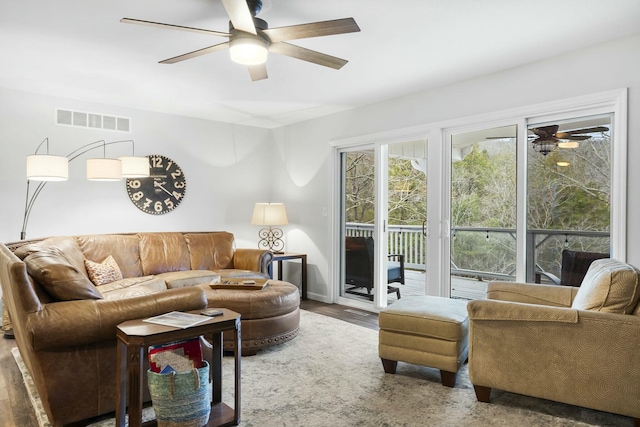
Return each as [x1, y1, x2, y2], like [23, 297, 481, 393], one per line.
[13, 310, 634, 426]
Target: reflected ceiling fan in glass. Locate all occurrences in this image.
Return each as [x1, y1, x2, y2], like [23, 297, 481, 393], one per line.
[529, 124, 609, 156]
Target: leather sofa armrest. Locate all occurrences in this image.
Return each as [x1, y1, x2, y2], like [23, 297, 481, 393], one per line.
[28, 287, 207, 351]
[486, 281, 578, 307]
[233, 249, 273, 275]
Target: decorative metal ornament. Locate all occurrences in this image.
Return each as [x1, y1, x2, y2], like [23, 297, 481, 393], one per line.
[257, 227, 285, 253]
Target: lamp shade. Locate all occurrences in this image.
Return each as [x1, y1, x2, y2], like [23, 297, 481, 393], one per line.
[86, 158, 122, 181]
[119, 156, 150, 178]
[251, 203, 288, 226]
[26, 154, 69, 181]
[230, 37, 269, 65]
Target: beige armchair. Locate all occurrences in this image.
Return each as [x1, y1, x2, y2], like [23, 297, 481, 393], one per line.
[467, 259, 640, 425]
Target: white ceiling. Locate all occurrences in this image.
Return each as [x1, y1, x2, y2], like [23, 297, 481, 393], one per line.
[2, 0, 639, 129]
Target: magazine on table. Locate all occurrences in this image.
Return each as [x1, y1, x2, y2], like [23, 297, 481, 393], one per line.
[143, 311, 210, 329]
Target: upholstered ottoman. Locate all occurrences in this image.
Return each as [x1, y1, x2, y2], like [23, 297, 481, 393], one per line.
[379, 295, 469, 387]
[198, 279, 300, 355]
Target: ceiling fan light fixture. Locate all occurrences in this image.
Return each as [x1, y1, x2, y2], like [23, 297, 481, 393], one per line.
[230, 36, 268, 65]
[558, 141, 580, 149]
[532, 140, 557, 156]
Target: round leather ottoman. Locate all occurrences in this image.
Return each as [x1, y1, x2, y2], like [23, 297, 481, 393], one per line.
[198, 279, 300, 355]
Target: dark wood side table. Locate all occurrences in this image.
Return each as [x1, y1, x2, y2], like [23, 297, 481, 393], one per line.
[115, 309, 241, 427]
[269, 252, 307, 300]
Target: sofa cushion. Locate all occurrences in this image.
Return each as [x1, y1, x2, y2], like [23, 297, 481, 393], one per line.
[571, 259, 640, 314]
[76, 234, 143, 278]
[184, 232, 235, 270]
[100, 284, 159, 300]
[95, 275, 168, 294]
[24, 248, 103, 301]
[15, 236, 88, 278]
[84, 255, 124, 286]
[139, 232, 191, 275]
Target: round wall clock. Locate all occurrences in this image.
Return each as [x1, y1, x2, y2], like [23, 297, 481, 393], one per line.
[126, 155, 186, 215]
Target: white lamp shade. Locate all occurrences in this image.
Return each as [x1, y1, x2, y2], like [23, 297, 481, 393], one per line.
[230, 37, 268, 65]
[26, 155, 69, 181]
[86, 158, 122, 181]
[251, 203, 288, 226]
[119, 156, 150, 178]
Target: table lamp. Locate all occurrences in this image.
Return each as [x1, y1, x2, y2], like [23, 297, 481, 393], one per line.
[251, 202, 288, 253]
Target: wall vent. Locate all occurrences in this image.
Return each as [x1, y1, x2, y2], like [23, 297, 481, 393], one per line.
[55, 108, 131, 133]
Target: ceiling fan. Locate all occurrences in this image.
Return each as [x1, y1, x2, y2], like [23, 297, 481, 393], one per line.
[529, 124, 609, 155]
[121, 0, 360, 81]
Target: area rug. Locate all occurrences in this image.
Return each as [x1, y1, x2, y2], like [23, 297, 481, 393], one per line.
[13, 310, 633, 426]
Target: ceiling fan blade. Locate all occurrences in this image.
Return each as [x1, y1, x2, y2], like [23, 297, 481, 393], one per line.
[159, 42, 229, 64]
[269, 42, 348, 70]
[263, 18, 360, 43]
[530, 125, 559, 138]
[221, 0, 257, 34]
[556, 135, 591, 141]
[248, 63, 268, 81]
[558, 126, 609, 135]
[121, 18, 230, 37]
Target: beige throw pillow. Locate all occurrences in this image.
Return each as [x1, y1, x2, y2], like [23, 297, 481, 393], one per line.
[85, 255, 124, 286]
[571, 259, 640, 314]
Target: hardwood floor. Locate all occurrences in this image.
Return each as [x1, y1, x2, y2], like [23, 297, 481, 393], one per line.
[300, 299, 379, 330]
[0, 300, 376, 427]
[0, 330, 38, 427]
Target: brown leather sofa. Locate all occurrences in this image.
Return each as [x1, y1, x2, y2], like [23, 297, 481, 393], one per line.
[0, 231, 292, 426]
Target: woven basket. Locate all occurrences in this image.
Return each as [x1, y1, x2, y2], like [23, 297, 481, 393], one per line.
[147, 361, 211, 427]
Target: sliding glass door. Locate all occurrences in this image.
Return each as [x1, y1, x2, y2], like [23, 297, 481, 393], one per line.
[338, 138, 428, 308]
[340, 147, 377, 303]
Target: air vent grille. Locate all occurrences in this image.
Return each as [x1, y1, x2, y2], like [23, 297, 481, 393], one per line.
[55, 108, 131, 133]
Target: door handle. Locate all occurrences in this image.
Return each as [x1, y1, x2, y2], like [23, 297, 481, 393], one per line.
[422, 219, 427, 237]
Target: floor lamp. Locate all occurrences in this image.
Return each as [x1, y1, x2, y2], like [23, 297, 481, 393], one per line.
[22, 138, 149, 240]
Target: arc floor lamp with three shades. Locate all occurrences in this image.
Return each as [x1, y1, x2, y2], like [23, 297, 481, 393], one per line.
[22, 137, 149, 240]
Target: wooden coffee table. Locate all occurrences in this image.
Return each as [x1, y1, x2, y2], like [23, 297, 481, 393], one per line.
[115, 309, 241, 427]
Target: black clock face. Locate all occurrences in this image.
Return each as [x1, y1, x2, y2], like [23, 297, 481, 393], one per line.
[126, 155, 186, 215]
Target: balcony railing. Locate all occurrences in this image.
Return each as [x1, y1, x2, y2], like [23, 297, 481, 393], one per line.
[345, 223, 609, 283]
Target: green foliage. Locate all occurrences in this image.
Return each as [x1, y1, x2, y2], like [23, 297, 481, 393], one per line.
[451, 143, 516, 229]
[344, 152, 375, 223]
[388, 157, 426, 225]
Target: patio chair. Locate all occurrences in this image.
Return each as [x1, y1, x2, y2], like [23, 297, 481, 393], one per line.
[535, 249, 609, 286]
[344, 236, 405, 301]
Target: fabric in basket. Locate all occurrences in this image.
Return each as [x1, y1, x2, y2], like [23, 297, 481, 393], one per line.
[147, 361, 211, 427]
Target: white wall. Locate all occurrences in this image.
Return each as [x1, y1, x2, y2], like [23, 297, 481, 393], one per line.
[0, 88, 274, 247]
[272, 33, 640, 301]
